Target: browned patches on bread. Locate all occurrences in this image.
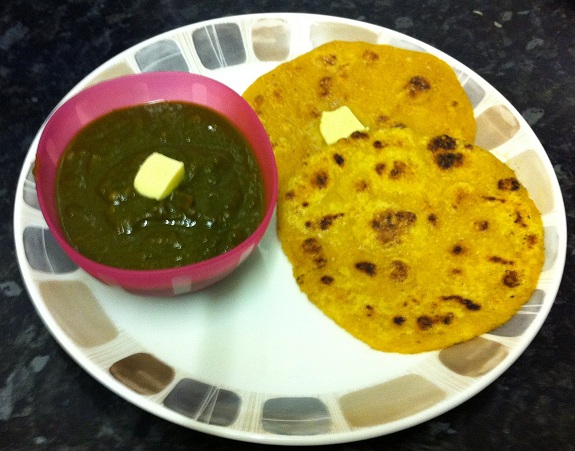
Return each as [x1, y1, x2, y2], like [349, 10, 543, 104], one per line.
[302, 238, 322, 255]
[390, 260, 409, 282]
[319, 213, 344, 230]
[362, 50, 380, 62]
[319, 76, 332, 97]
[393, 316, 406, 326]
[441, 295, 481, 311]
[253, 94, 264, 108]
[333, 153, 345, 166]
[371, 210, 417, 245]
[389, 160, 408, 179]
[320, 275, 334, 285]
[489, 256, 515, 265]
[355, 180, 369, 192]
[355, 261, 377, 276]
[474, 220, 489, 231]
[417, 315, 433, 330]
[514, 211, 529, 227]
[451, 244, 465, 255]
[365, 304, 375, 316]
[312, 170, 329, 189]
[483, 196, 506, 203]
[503, 270, 521, 287]
[428, 135, 457, 151]
[525, 234, 539, 248]
[319, 54, 337, 66]
[427, 135, 465, 170]
[436, 152, 464, 170]
[407, 76, 431, 96]
[498, 177, 521, 191]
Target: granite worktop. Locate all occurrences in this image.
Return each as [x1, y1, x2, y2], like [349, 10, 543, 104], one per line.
[1, 0, 574, 449]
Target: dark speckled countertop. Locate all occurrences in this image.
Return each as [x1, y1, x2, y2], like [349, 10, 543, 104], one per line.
[1, 0, 574, 449]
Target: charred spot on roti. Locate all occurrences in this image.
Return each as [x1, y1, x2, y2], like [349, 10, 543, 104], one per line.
[375, 162, 386, 175]
[365, 304, 375, 316]
[483, 195, 506, 203]
[320, 53, 337, 66]
[393, 315, 406, 326]
[441, 295, 481, 311]
[390, 260, 409, 282]
[362, 49, 380, 62]
[321, 275, 334, 285]
[302, 237, 322, 255]
[355, 261, 377, 276]
[514, 211, 529, 227]
[503, 270, 521, 287]
[417, 315, 433, 330]
[389, 161, 408, 179]
[407, 75, 431, 96]
[475, 220, 489, 231]
[451, 244, 465, 255]
[333, 153, 345, 166]
[489, 256, 515, 265]
[428, 134, 457, 152]
[312, 170, 329, 189]
[525, 234, 539, 248]
[498, 177, 521, 191]
[355, 180, 369, 192]
[319, 213, 344, 230]
[371, 210, 417, 245]
[435, 152, 464, 169]
[319, 76, 332, 97]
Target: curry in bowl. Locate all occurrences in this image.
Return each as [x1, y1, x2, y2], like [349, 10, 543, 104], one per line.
[56, 101, 265, 270]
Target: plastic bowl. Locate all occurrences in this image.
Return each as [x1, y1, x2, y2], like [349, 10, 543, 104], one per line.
[35, 72, 278, 296]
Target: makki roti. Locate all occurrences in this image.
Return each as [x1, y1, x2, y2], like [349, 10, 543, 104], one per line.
[243, 40, 477, 191]
[277, 127, 544, 353]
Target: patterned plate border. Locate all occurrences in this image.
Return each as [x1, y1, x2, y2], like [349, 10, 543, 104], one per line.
[13, 13, 567, 446]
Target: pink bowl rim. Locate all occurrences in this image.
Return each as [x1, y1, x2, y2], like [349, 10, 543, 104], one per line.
[35, 72, 278, 287]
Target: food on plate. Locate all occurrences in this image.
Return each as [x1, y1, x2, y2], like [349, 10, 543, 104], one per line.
[243, 39, 543, 353]
[243, 40, 476, 191]
[277, 126, 544, 353]
[56, 101, 265, 270]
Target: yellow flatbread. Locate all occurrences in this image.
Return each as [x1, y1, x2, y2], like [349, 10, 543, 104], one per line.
[243, 40, 476, 191]
[278, 127, 544, 353]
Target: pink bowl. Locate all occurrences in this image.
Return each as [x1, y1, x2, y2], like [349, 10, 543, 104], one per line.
[35, 72, 278, 296]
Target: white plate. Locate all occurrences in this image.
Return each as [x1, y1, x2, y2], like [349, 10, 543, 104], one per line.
[13, 13, 567, 446]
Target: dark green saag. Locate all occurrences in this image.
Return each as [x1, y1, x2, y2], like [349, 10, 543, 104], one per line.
[57, 101, 265, 269]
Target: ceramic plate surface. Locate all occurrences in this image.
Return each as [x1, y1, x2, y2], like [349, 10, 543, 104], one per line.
[14, 13, 567, 445]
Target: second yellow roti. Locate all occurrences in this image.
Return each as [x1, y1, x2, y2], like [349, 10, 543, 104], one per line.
[243, 40, 477, 191]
